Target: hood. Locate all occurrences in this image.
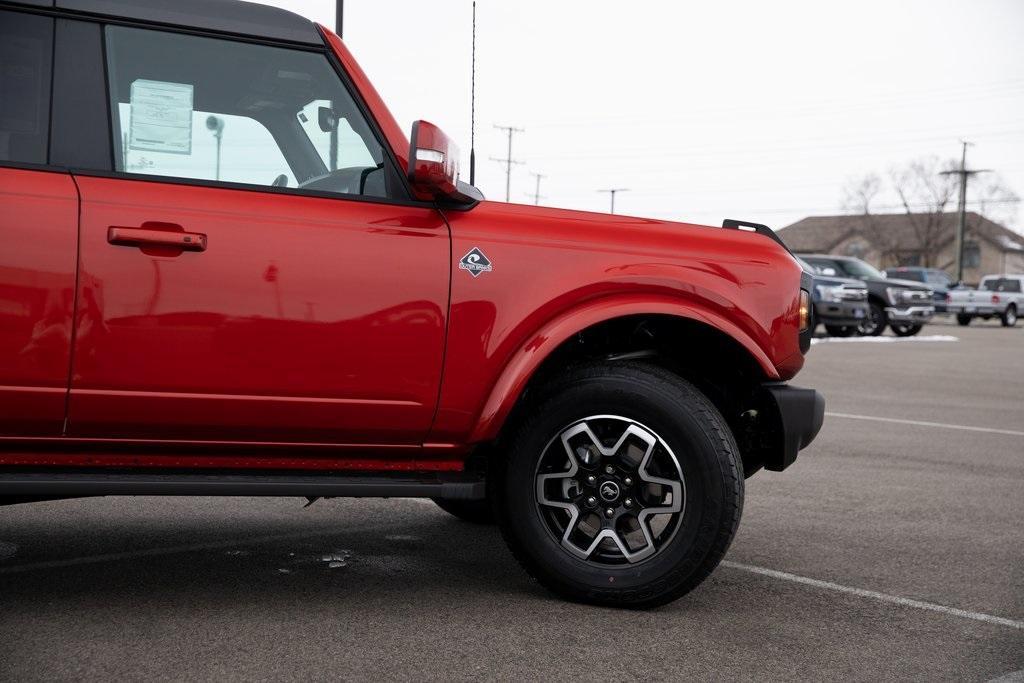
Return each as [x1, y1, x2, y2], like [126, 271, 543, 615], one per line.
[876, 276, 933, 291]
[811, 273, 866, 288]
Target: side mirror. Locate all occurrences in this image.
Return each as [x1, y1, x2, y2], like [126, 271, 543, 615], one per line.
[318, 106, 338, 133]
[408, 120, 477, 205]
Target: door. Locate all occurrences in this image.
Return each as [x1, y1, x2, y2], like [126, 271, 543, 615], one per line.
[67, 25, 449, 445]
[0, 10, 78, 437]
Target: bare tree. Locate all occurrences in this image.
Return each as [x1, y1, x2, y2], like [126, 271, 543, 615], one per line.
[889, 156, 959, 266]
[841, 173, 897, 261]
[973, 173, 1020, 229]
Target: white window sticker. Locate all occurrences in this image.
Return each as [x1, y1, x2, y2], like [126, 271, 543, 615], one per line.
[128, 79, 194, 155]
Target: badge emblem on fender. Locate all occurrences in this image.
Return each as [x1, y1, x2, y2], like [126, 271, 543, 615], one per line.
[459, 247, 493, 277]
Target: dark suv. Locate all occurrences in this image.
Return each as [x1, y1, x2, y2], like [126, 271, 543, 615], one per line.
[799, 255, 934, 336]
[796, 257, 868, 337]
[883, 267, 952, 313]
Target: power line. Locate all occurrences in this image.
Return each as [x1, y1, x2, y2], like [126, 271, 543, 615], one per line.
[491, 125, 524, 202]
[526, 171, 546, 205]
[598, 188, 629, 214]
[522, 79, 1024, 129]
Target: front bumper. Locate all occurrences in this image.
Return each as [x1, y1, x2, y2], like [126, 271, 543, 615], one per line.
[815, 299, 868, 326]
[759, 383, 825, 471]
[885, 305, 934, 323]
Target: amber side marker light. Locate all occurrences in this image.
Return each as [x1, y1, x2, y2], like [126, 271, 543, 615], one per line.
[799, 290, 812, 331]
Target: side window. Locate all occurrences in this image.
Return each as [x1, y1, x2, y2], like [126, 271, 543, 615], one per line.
[103, 26, 394, 199]
[963, 242, 981, 269]
[0, 11, 53, 164]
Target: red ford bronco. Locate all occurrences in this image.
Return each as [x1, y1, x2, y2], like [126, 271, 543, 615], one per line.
[0, 0, 823, 607]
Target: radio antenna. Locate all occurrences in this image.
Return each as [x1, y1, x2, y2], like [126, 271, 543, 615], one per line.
[469, 1, 477, 185]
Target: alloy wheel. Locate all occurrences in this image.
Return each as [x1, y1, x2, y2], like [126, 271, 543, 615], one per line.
[534, 415, 685, 565]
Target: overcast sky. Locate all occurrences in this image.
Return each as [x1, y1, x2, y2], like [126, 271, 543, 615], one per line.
[272, 0, 1024, 232]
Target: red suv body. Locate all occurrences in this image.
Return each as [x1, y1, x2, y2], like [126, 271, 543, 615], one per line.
[0, 0, 822, 607]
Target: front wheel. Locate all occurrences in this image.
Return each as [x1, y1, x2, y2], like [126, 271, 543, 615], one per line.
[497, 362, 743, 608]
[890, 322, 923, 337]
[956, 314, 973, 326]
[1001, 305, 1017, 327]
[858, 302, 887, 336]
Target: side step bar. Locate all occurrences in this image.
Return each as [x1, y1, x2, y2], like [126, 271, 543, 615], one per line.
[0, 470, 485, 501]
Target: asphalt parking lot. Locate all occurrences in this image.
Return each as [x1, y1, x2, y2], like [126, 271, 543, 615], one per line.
[1, 321, 1021, 681]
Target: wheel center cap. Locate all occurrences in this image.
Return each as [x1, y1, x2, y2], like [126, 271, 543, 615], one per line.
[598, 480, 621, 503]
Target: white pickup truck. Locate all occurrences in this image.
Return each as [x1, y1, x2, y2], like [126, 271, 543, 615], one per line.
[946, 274, 1023, 327]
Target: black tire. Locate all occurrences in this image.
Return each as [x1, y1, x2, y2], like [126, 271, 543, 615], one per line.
[432, 497, 496, 524]
[956, 314, 972, 326]
[824, 324, 857, 337]
[858, 302, 887, 336]
[497, 361, 743, 608]
[890, 322, 923, 337]
[1001, 304, 1017, 328]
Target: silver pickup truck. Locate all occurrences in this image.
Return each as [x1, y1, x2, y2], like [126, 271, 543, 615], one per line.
[946, 274, 1023, 327]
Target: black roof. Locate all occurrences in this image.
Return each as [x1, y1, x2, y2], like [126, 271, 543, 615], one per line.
[8, 0, 323, 46]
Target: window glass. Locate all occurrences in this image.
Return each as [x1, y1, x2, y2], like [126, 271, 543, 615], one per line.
[888, 270, 924, 282]
[983, 278, 1020, 293]
[0, 11, 53, 164]
[804, 258, 841, 276]
[963, 242, 981, 269]
[104, 26, 392, 198]
[839, 259, 884, 279]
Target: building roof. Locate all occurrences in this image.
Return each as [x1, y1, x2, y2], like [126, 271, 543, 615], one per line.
[778, 211, 1024, 255]
[9, 0, 322, 46]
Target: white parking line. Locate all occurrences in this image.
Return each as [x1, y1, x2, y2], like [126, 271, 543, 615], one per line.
[811, 335, 958, 345]
[722, 561, 1024, 630]
[826, 411, 1024, 437]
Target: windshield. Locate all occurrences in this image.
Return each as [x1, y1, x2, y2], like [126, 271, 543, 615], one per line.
[840, 259, 885, 279]
[886, 269, 924, 282]
[794, 256, 815, 274]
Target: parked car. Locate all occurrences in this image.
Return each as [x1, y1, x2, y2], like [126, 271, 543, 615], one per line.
[0, 0, 824, 608]
[882, 267, 952, 313]
[798, 254, 934, 336]
[946, 275, 1023, 327]
[796, 257, 869, 337]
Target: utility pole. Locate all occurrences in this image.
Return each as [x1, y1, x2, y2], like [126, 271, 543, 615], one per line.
[491, 125, 524, 202]
[526, 172, 546, 205]
[940, 141, 990, 283]
[206, 115, 224, 181]
[329, 0, 344, 172]
[598, 188, 629, 214]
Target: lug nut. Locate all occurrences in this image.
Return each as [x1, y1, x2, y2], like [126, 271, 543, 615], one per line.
[624, 498, 634, 508]
[605, 465, 615, 475]
[586, 475, 597, 486]
[586, 496, 597, 507]
[605, 508, 615, 518]
[624, 477, 633, 486]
